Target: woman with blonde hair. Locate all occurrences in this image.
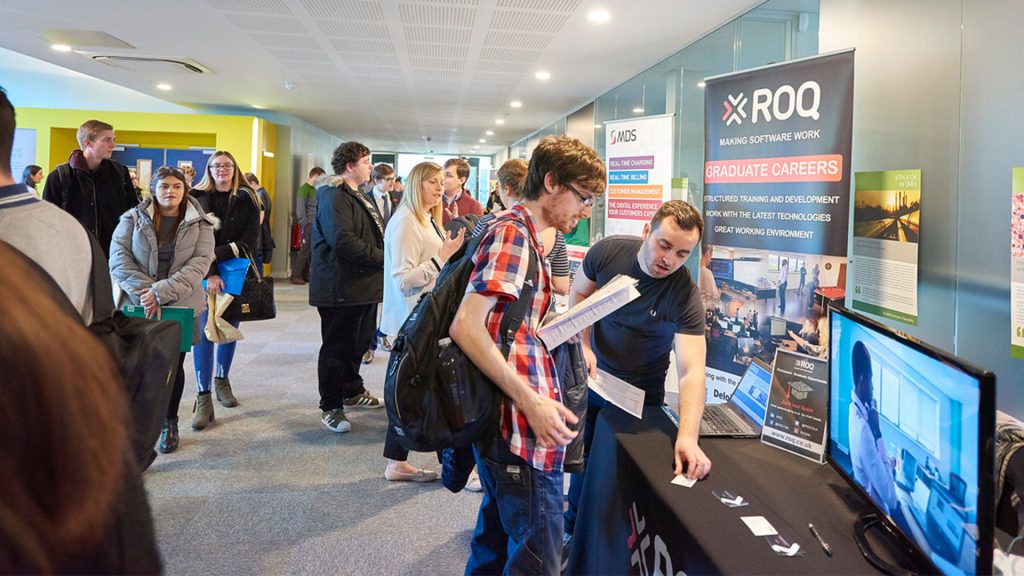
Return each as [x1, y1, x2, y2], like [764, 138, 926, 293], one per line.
[110, 165, 217, 453]
[189, 150, 261, 429]
[379, 161, 464, 482]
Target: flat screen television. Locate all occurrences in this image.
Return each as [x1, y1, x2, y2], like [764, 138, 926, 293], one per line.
[827, 305, 995, 576]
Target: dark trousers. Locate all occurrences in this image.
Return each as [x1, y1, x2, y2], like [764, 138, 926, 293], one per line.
[167, 352, 187, 420]
[565, 391, 608, 535]
[778, 281, 788, 313]
[317, 304, 376, 412]
[383, 425, 410, 461]
[565, 387, 665, 535]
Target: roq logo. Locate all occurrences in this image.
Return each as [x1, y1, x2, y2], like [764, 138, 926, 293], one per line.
[610, 128, 637, 145]
[795, 359, 815, 371]
[722, 80, 822, 126]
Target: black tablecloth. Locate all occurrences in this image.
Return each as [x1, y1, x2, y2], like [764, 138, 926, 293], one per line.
[567, 405, 925, 575]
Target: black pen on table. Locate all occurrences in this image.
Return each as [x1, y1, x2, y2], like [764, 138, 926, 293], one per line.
[808, 523, 832, 556]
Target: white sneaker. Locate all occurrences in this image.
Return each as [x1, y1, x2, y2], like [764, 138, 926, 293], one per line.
[321, 408, 351, 433]
[465, 470, 483, 492]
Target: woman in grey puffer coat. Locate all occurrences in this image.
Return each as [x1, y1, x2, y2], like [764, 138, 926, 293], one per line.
[110, 165, 217, 454]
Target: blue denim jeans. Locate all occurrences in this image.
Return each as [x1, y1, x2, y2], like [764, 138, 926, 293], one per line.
[465, 441, 564, 575]
[193, 309, 239, 392]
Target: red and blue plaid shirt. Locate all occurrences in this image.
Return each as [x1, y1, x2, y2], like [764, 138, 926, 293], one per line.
[467, 204, 562, 472]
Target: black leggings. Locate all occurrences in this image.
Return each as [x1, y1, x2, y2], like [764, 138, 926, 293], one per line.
[167, 352, 187, 420]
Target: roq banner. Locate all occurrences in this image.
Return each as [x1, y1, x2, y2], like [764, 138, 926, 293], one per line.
[701, 50, 854, 398]
[604, 114, 674, 237]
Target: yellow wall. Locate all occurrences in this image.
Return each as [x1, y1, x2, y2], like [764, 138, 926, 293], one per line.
[19, 108, 282, 272]
[17, 108, 258, 173]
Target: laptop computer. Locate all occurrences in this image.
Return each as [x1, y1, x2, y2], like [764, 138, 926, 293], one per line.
[700, 358, 773, 438]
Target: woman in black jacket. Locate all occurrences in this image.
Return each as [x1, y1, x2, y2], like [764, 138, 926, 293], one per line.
[189, 150, 261, 430]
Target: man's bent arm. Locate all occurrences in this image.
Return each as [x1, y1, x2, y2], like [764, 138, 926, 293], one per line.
[450, 292, 577, 448]
[673, 333, 711, 479]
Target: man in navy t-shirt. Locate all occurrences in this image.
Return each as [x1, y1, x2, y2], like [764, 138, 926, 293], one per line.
[564, 200, 711, 539]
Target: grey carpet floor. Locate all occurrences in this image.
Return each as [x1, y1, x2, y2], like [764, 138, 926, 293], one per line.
[144, 282, 481, 575]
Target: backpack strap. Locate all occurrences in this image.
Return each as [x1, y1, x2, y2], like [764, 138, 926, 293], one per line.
[86, 231, 116, 321]
[56, 163, 73, 212]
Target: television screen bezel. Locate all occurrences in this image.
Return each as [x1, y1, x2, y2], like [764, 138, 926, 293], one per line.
[826, 304, 996, 576]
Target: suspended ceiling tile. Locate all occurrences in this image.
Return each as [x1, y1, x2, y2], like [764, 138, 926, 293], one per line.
[301, 0, 386, 21]
[489, 9, 569, 33]
[398, 3, 476, 27]
[206, 0, 293, 15]
[223, 13, 308, 34]
[403, 27, 472, 45]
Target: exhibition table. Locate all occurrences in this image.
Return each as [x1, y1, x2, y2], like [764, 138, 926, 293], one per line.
[566, 406, 924, 575]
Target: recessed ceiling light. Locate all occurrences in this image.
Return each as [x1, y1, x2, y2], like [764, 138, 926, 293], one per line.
[534, 70, 551, 81]
[510, 100, 522, 108]
[486, 130, 494, 136]
[594, 124, 603, 129]
[697, 81, 707, 88]
[156, 83, 172, 91]
[495, 118, 505, 125]
[633, 107, 644, 114]
[51, 44, 72, 52]
[479, 139, 486, 143]
[251, 104, 265, 109]
[473, 145, 479, 149]
[587, 9, 611, 24]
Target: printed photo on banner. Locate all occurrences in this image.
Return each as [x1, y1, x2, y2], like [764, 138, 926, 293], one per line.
[701, 243, 844, 400]
[701, 50, 854, 398]
[1012, 168, 1024, 359]
[851, 170, 921, 325]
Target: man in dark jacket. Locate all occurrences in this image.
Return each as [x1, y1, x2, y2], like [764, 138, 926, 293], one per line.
[244, 172, 275, 272]
[42, 119, 138, 257]
[310, 141, 385, 433]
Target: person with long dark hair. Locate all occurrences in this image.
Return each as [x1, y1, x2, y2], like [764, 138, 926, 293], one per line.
[189, 151, 261, 429]
[109, 165, 216, 453]
[21, 164, 42, 193]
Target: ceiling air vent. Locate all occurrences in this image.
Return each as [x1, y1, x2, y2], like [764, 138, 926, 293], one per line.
[91, 56, 210, 74]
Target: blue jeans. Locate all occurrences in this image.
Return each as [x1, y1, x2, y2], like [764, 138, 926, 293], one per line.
[193, 309, 239, 392]
[466, 441, 563, 575]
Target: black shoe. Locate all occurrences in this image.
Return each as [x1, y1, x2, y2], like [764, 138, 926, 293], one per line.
[159, 417, 179, 454]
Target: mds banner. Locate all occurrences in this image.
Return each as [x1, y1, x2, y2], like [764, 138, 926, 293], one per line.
[604, 114, 674, 237]
[701, 50, 854, 398]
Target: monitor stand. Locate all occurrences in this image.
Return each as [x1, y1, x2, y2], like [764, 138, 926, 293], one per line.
[853, 514, 921, 576]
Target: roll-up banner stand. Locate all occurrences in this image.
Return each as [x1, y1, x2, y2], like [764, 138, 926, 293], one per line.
[604, 114, 674, 237]
[702, 50, 855, 399]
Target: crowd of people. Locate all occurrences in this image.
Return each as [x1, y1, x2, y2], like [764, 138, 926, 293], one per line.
[0, 83, 716, 575]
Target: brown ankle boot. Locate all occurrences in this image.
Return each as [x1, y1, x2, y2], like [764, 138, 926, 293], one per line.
[214, 377, 238, 407]
[192, 394, 215, 430]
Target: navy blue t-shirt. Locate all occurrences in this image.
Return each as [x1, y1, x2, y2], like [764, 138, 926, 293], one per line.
[581, 235, 704, 401]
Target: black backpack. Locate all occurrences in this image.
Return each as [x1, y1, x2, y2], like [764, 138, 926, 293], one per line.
[384, 213, 538, 452]
[4, 235, 180, 471]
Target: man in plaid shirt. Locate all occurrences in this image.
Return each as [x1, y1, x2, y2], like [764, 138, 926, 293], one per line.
[451, 135, 605, 574]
